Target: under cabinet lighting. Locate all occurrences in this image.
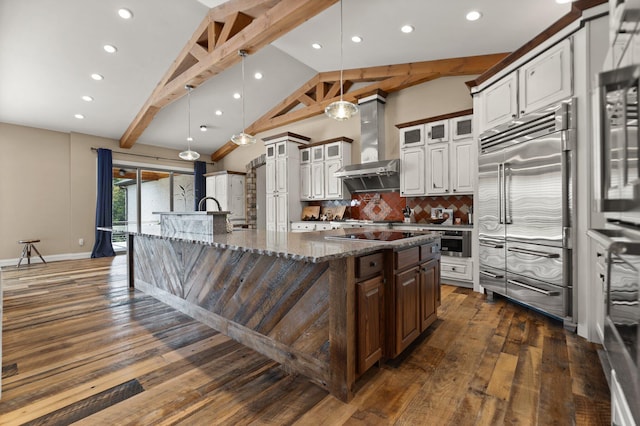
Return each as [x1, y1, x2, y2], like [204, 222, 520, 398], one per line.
[91, 73, 104, 80]
[118, 8, 133, 19]
[401, 25, 414, 33]
[82, 95, 94, 102]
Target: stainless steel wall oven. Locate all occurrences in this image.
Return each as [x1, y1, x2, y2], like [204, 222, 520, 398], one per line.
[440, 230, 471, 257]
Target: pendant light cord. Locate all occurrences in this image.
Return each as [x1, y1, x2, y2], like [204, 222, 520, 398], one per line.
[240, 50, 247, 134]
[339, 0, 344, 101]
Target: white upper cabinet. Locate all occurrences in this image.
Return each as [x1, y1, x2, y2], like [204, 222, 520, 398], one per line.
[451, 141, 474, 193]
[479, 72, 519, 132]
[299, 139, 351, 200]
[400, 146, 426, 196]
[451, 114, 473, 141]
[518, 39, 572, 116]
[478, 39, 572, 134]
[400, 124, 425, 148]
[426, 119, 449, 143]
[427, 143, 449, 194]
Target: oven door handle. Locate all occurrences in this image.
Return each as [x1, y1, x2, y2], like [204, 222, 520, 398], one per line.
[480, 270, 504, 279]
[508, 279, 559, 296]
[507, 247, 559, 258]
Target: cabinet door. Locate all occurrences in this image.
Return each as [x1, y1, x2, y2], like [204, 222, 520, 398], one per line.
[311, 145, 324, 162]
[300, 163, 312, 200]
[276, 194, 288, 229]
[419, 258, 439, 332]
[275, 157, 288, 193]
[311, 162, 325, 199]
[266, 144, 276, 160]
[479, 72, 518, 133]
[266, 160, 276, 194]
[276, 141, 287, 158]
[400, 124, 425, 148]
[400, 146, 425, 196]
[215, 176, 228, 211]
[325, 142, 342, 160]
[357, 275, 384, 375]
[229, 175, 245, 220]
[325, 159, 343, 199]
[451, 140, 474, 193]
[519, 39, 572, 116]
[427, 144, 449, 194]
[266, 195, 276, 231]
[426, 119, 449, 143]
[205, 176, 216, 207]
[395, 268, 421, 355]
[451, 115, 473, 141]
[300, 148, 311, 164]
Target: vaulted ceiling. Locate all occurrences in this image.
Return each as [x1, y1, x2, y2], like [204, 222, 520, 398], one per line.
[0, 0, 572, 161]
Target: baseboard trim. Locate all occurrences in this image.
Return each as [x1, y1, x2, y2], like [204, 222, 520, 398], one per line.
[0, 251, 93, 268]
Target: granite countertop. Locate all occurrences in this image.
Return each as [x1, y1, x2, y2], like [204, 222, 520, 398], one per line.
[125, 225, 440, 263]
[152, 211, 231, 215]
[392, 223, 474, 231]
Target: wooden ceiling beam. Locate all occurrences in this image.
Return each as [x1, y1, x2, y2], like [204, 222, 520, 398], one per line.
[210, 52, 508, 162]
[120, 0, 339, 149]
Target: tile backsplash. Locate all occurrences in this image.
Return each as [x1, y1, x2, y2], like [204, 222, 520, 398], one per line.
[312, 193, 473, 224]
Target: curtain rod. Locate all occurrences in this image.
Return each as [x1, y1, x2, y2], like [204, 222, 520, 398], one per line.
[90, 147, 215, 165]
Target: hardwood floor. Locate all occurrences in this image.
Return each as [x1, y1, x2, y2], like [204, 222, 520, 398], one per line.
[0, 256, 610, 425]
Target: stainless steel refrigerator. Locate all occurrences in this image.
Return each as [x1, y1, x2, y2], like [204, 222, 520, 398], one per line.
[478, 99, 574, 325]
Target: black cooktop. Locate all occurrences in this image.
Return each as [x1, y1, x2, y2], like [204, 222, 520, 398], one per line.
[325, 230, 423, 242]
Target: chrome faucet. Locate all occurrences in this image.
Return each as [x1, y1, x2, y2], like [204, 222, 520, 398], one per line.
[198, 196, 222, 212]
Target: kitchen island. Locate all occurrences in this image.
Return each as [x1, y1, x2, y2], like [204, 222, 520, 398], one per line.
[126, 225, 440, 401]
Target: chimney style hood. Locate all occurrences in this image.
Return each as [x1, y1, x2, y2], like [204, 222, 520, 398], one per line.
[334, 93, 400, 193]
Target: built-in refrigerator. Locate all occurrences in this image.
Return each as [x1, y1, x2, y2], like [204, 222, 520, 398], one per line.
[478, 99, 574, 325]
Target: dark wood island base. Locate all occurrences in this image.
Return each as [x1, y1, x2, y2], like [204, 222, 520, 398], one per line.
[126, 229, 440, 402]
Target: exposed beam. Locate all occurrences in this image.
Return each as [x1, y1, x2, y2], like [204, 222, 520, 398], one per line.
[120, 0, 339, 149]
[210, 53, 509, 162]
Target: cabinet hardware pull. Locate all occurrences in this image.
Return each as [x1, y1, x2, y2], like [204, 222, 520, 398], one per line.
[507, 247, 559, 258]
[369, 261, 377, 267]
[479, 241, 504, 249]
[508, 279, 559, 296]
[511, 114, 517, 118]
[480, 270, 503, 279]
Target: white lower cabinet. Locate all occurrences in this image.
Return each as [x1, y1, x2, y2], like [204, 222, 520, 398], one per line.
[440, 257, 473, 283]
[290, 221, 335, 232]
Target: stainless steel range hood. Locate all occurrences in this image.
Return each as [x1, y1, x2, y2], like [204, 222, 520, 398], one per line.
[334, 93, 400, 193]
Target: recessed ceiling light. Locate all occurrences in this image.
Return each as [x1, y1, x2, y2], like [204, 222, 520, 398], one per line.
[118, 8, 133, 19]
[215, 110, 223, 116]
[254, 72, 263, 80]
[312, 43, 322, 49]
[401, 25, 414, 34]
[91, 73, 104, 80]
[466, 10, 482, 21]
[200, 125, 207, 132]
[233, 93, 241, 99]
[74, 114, 85, 119]
[103, 44, 118, 53]
[351, 35, 362, 43]
[82, 95, 94, 102]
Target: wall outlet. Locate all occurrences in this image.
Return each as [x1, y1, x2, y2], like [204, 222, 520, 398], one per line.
[79, 238, 84, 246]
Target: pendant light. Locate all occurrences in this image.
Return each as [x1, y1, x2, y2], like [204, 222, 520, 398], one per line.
[179, 84, 200, 161]
[325, 0, 358, 121]
[231, 50, 256, 145]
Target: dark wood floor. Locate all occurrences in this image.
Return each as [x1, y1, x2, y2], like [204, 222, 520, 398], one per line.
[0, 256, 610, 425]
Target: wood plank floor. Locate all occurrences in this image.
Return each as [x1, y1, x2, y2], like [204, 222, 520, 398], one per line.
[0, 256, 610, 425]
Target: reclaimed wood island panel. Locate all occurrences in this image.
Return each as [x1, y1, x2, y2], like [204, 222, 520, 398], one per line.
[126, 226, 440, 401]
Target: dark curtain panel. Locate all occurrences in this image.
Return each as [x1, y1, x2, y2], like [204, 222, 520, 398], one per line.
[194, 161, 206, 210]
[91, 148, 116, 258]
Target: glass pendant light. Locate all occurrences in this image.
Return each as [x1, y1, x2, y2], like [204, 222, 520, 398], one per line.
[179, 84, 200, 161]
[231, 50, 256, 145]
[325, 0, 358, 121]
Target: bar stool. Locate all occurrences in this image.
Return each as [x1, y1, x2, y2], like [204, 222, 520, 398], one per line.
[17, 239, 46, 267]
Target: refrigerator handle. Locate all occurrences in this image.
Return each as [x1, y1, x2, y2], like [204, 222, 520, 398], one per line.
[503, 163, 511, 225]
[498, 163, 504, 224]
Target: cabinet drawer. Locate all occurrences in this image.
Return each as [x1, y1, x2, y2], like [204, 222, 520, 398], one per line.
[420, 241, 441, 262]
[395, 247, 419, 270]
[506, 273, 568, 318]
[357, 252, 384, 279]
[441, 260, 472, 281]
